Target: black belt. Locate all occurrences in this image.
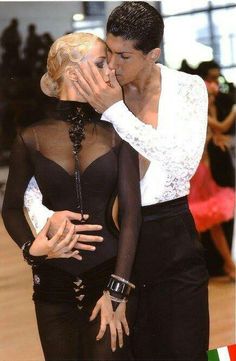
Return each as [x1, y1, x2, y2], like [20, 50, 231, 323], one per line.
[142, 196, 189, 222]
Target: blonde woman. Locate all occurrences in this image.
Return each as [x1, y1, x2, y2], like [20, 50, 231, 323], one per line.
[2, 33, 141, 361]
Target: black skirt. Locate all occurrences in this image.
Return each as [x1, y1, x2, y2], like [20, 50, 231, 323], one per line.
[131, 196, 209, 361]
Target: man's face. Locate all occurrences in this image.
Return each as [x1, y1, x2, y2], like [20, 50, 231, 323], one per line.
[106, 33, 149, 86]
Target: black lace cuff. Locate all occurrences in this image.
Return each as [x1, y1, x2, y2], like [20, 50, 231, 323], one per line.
[22, 241, 47, 266]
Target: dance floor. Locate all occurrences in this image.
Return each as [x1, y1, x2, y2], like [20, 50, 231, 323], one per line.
[0, 216, 235, 361]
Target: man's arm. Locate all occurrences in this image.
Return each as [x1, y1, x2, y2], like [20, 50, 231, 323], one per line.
[75, 62, 208, 172]
[24, 177, 54, 233]
[24, 177, 104, 251]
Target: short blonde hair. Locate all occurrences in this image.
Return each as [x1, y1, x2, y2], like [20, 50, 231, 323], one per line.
[40, 32, 101, 97]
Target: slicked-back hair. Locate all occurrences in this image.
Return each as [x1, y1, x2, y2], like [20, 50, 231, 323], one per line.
[106, 1, 164, 54]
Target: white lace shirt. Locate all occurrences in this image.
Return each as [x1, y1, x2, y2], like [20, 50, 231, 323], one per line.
[24, 64, 208, 232]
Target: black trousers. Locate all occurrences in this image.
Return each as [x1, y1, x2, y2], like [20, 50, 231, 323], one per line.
[33, 260, 137, 361]
[131, 196, 209, 361]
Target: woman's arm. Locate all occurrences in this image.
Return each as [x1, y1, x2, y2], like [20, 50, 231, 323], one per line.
[90, 140, 142, 350]
[208, 106, 236, 133]
[2, 134, 36, 248]
[114, 141, 142, 280]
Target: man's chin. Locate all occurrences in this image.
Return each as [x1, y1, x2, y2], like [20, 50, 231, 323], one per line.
[116, 76, 127, 86]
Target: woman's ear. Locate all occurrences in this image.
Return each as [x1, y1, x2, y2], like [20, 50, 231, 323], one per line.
[148, 48, 161, 63]
[64, 65, 78, 81]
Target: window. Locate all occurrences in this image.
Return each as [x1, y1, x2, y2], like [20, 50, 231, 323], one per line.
[160, 1, 236, 84]
[164, 13, 211, 69]
[161, 0, 208, 16]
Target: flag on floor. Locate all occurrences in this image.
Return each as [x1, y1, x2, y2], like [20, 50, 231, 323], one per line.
[208, 344, 236, 361]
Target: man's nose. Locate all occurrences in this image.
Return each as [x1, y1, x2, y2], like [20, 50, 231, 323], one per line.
[103, 64, 111, 83]
[108, 55, 118, 70]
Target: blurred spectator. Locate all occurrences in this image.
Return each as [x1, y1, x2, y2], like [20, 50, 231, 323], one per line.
[197, 60, 235, 188]
[189, 81, 236, 281]
[23, 24, 42, 76]
[38, 32, 54, 73]
[0, 18, 22, 74]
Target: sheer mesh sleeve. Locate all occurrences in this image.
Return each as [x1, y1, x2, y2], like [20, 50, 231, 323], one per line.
[24, 177, 54, 234]
[2, 134, 35, 248]
[114, 141, 142, 281]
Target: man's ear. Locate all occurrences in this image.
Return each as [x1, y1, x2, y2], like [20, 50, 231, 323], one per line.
[148, 48, 161, 63]
[64, 65, 78, 81]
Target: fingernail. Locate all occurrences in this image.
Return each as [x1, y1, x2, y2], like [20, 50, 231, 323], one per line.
[120, 344, 123, 348]
[112, 348, 116, 352]
[96, 337, 100, 341]
[99, 237, 104, 241]
[91, 247, 96, 251]
[84, 214, 89, 219]
[97, 225, 102, 230]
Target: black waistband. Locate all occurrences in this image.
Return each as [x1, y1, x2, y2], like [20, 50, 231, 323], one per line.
[142, 196, 189, 222]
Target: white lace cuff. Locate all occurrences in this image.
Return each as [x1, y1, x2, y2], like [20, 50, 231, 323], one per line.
[24, 177, 54, 234]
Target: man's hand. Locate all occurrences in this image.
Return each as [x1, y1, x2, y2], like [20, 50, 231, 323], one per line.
[74, 60, 123, 113]
[47, 210, 103, 253]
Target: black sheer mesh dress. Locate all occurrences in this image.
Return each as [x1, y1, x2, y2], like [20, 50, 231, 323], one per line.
[2, 101, 141, 361]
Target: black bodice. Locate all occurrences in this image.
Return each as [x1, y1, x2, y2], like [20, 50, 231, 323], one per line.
[2, 101, 141, 280]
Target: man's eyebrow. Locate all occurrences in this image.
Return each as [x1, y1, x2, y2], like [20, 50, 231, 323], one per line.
[106, 45, 132, 54]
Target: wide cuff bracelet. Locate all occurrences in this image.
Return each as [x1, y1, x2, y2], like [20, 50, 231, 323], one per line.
[106, 274, 135, 298]
[22, 241, 46, 267]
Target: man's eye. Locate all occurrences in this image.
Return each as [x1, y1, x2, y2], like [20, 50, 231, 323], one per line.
[121, 54, 130, 60]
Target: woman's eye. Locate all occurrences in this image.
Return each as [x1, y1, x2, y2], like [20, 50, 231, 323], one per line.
[95, 62, 104, 69]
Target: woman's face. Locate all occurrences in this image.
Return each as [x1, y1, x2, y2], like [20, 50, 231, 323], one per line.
[80, 39, 110, 83]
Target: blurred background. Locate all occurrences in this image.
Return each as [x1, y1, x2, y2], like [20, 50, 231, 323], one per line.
[0, 1, 235, 359]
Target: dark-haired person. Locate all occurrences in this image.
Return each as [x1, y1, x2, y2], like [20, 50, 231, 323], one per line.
[24, 2, 209, 361]
[2, 32, 141, 361]
[197, 60, 235, 188]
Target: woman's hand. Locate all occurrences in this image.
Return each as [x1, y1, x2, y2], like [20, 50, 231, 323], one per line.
[113, 302, 129, 349]
[29, 219, 82, 260]
[89, 292, 129, 351]
[212, 132, 231, 151]
[47, 211, 104, 253]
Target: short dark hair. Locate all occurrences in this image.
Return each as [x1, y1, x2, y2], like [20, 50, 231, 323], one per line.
[106, 1, 164, 54]
[197, 60, 220, 79]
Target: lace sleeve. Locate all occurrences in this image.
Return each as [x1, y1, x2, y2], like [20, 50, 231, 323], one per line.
[102, 75, 208, 177]
[2, 135, 36, 248]
[114, 141, 142, 280]
[24, 177, 54, 234]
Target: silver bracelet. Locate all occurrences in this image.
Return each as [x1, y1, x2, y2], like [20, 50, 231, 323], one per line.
[111, 274, 135, 289]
